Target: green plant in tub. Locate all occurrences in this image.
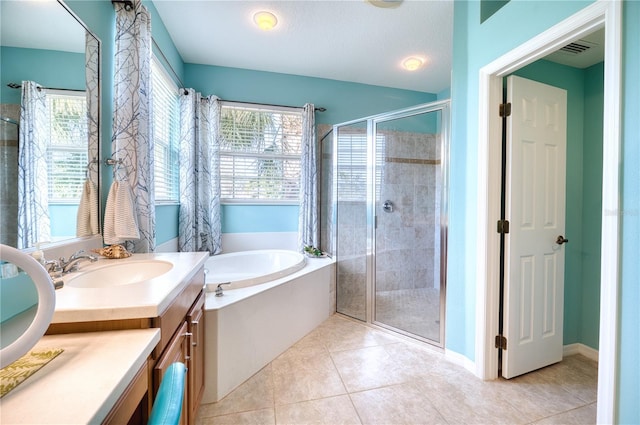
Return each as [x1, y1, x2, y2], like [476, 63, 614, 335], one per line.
[304, 245, 323, 257]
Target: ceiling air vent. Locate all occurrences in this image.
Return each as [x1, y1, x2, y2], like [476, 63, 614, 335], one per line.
[560, 41, 593, 55]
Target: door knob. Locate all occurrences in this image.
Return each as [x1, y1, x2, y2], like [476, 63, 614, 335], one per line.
[556, 235, 569, 245]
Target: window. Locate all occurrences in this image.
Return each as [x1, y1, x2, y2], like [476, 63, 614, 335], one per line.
[220, 104, 302, 203]
[151, 56, 180, 203]
[46, 91, 87, 203]
[336, 131, 385, 202]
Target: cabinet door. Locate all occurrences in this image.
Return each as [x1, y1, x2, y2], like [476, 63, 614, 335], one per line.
[187, 293, 205, 424]
[154, 321, 189, 425]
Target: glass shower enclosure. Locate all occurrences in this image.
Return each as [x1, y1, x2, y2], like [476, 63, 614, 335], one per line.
[322, 100, 449, 346]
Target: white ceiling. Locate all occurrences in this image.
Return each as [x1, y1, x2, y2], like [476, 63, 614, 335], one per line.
[152, 0, 454, 94]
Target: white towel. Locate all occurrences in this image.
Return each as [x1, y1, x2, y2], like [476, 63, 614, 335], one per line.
[76, 179, 99, 237]
[103, 181, 140, 245]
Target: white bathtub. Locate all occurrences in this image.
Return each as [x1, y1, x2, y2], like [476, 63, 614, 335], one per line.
[202, 250, 335, 403]
[204, 249, 307, 291]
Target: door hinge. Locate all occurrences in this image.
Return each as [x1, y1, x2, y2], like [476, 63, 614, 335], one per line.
[495, 335, 507, 350]
[497, 219, 510, 234]
[499, 102, 512, 117]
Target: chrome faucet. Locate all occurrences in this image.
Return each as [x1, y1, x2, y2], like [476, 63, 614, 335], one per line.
[42, 260, 65, 290]
[59, 250, 98, 274]
[215, 282, 231, 297]
[44, 259, 63, 276]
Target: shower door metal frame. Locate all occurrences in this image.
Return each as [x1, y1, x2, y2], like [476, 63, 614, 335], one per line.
[332, 99, 450, 348]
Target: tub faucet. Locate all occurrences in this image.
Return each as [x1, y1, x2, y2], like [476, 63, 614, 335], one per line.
[215, 282, 231, 297]
[60, 250, 98, 274]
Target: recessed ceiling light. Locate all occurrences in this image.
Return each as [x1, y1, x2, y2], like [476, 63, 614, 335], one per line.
[402, 56, 426, 71]
[366, 0, 403, 9]
[253, 11, 278, 31]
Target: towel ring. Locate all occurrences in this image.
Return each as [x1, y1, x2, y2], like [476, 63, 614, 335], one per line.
[104, 157, 127, 181]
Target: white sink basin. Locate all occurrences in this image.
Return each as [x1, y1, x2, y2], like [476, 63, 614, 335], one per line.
[66, 260, 174, 288]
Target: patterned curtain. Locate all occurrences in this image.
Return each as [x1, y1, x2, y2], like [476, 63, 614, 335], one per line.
[85, 31, 99, 189]
[298, 103, 319, 251]
[76, 31, 100, 237]
[17, 81, 50, 249]
[178, 90, 222, 254]
[111, 0, 155, 252]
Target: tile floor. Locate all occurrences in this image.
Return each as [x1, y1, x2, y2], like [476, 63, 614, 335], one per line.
[197, 314, 598, 425]
[375, 288, 441, 341]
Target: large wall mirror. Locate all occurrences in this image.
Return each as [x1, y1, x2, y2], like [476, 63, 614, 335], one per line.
[0, 0, 100, 250]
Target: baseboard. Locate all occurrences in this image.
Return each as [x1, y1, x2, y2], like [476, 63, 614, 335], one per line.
[445, 349, 476, 375]
[563, 343, 599, 362]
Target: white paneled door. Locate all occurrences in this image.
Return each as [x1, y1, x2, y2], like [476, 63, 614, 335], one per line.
[503, 75, 567, 379]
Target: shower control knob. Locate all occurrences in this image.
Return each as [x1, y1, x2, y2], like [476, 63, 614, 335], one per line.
[382, 200, 394, 213]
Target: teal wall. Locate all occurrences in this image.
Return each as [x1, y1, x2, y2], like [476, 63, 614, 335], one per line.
[144, 0, 184, 87]
[69, 0, 434, 244]
[0, 47, 85, 104]
[619, 3, 640, 423]
[67, 0, 184, 247]
[1, 46, 88, 238]
[11, 0, 640, 420]
[581, 62, 603, 351]
[184, 64, 436, 127]
[65, 0, 116, 227]
[222, 205, 298, 233]
[0, 271, 38, 323]
[511, 59, 603, 350]
[183, 63, 436, 237]
[452, 0, 640, 421]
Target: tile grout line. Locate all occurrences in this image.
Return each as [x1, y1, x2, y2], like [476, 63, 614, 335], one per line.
[327, 342, 364, 425]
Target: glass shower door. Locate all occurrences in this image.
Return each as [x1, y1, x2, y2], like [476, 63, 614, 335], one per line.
[373, 108, 446, 344]
[334, 120, 369, 321]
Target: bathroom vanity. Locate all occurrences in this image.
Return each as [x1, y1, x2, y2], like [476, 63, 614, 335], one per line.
[0, 329, 160, 424]
[42, 252, 208, 425]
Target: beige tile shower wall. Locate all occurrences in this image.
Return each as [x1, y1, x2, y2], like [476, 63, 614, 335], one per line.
[375, 129, 441, 293]
[0, 104, 20, 247]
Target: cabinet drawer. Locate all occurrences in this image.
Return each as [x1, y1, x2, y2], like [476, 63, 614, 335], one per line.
[152, 267, 204, 358]
[187, 293, 205, 422]
[103, 359, 151, 425]
[153, 321, 189, 425]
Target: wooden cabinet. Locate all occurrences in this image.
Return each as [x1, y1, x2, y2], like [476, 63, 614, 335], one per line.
[103, 359, 152, 425]
[153, 322, 189, 425]
[152, 270, 205, 425]
[46, 266, 207, 425]
[187, 293, 205, 423]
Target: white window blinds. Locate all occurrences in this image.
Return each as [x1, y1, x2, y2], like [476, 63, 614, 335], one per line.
[220, 104, 302, 203]
[336, 132, 385, 202]
[46, 91, 87, 203]
[151, 56, 180, 203]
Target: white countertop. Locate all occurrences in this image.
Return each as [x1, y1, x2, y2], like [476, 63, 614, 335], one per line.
[52, 252, 208, 323]
[0, 329, 160, 424]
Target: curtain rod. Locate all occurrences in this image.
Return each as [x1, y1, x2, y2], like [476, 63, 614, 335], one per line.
[7, 83, 82, 92]
[217, 99, 327, 113]
[111, 0, 133, 11]
[151, 37, 189, 95]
